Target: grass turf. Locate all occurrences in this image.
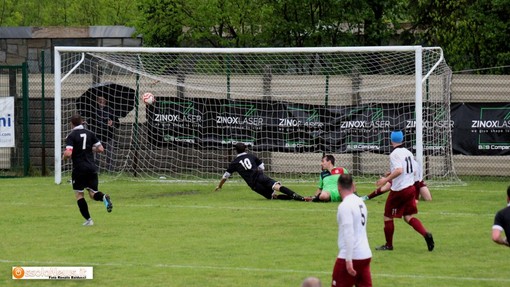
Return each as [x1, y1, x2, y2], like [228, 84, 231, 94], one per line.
[0, 176, 509, 286]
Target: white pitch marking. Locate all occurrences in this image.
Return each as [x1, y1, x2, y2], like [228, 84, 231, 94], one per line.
[0, 201, 497, 217]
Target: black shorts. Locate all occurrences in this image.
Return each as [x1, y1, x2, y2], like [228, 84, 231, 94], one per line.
[72, 170, 99, 192]
[250, 173, 278, 199]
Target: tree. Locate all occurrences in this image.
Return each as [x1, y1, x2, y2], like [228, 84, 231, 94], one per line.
[409, 0, 510, 73]
[259, 0, 407, 47]
[0, 0, 140, 26]
[0, 0, 21, 26]
[263, 0, 342, 47]
[174, 0, 272, 47]
[2, 0, 509, 74]
[136, 0, 181, 47]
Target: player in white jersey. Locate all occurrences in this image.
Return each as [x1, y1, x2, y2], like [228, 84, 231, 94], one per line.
[373, 130, 434, 252]
[332, 174, 372, 287]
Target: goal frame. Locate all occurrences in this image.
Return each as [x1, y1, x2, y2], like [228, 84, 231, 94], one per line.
[54, 46, 442, 184]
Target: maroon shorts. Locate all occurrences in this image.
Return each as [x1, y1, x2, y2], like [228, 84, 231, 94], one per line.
[332, 257, 372, 287]
[414, 180, 427, 200]
[384, 185, 418, 218]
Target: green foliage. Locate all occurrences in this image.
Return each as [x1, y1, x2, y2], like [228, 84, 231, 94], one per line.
[1, 0, 509, 73]
[0, 0, 29, 25]
[136, 0, 181, 47]
[409, 0, 510, 73]
[174, 0, 273, 47]
[0, 176, 509, 286]
[0, 0, 140, 26]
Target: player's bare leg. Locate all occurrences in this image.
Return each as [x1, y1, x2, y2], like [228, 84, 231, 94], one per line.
[419, 186, 432, 201]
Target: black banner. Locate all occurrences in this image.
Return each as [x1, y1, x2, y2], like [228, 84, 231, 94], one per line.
[324, 104, 413, 154]
[147, 98, 203, 146]
[146, 97, 509, 156]
[271, 102, 325, 152]
[452, 103, 510, 155]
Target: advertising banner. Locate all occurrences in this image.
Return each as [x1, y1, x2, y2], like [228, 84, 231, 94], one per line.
[270, 102, 325, 152]
[0, 97, 15, 147]
[452, 103, 510, 155]
[146, 97, 506, 156]
[146, 98, 203, 147]
[324, 104, 412, 154]
[211, 99, 265, 148]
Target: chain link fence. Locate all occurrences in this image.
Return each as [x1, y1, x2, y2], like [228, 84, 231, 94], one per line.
[3, 49, 510, 178]
[450, 71, 509, 177]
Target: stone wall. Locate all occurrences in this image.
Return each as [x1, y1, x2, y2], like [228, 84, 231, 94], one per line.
[0, 26, 142, 72]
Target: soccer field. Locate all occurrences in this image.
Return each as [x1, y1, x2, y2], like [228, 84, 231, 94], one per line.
[1, 176, 509, 286]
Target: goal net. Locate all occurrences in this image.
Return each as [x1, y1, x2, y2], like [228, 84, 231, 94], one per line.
[54, 46, 460, 185]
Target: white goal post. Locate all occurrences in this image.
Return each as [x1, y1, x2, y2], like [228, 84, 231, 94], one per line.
[54, 46, 459, 184]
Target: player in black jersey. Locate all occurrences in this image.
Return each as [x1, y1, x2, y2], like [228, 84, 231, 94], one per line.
[492, 185, 510, 247]
[63, 114, 113, 226]
[215, 143, 311, 201]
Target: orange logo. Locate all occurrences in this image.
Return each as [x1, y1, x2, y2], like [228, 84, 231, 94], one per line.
[12, 266, 24, 279]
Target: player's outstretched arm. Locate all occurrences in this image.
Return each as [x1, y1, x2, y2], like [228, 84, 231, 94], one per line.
[215, 178, 227, 192]
[492, 229, 510, 247]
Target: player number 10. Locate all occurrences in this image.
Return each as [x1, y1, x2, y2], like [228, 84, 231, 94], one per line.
[239, 158, 252, 170]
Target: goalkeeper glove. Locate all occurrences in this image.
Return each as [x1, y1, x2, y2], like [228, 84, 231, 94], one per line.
[361, 195, 369, 201]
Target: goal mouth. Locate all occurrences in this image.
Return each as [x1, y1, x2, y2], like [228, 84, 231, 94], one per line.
[54, 46, 461, 186]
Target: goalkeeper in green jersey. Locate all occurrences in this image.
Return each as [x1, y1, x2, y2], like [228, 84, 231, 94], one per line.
[311, 155, 349, 202]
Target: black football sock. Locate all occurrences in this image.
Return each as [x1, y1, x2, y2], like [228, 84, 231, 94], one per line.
[77, 198, 91, 220]
[93, 191, 105, 201]
[279, 186, 305, 201]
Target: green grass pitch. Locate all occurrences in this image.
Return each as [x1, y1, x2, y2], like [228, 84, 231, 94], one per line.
[1, 176, 509, 286]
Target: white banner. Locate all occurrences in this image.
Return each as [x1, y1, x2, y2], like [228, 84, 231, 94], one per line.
[0, 97, 15, 147]
[12, 266, 94, 280]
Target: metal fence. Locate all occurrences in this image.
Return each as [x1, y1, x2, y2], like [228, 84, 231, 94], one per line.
[0, 63, 30, 177]
[5, 52, 510, 178]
